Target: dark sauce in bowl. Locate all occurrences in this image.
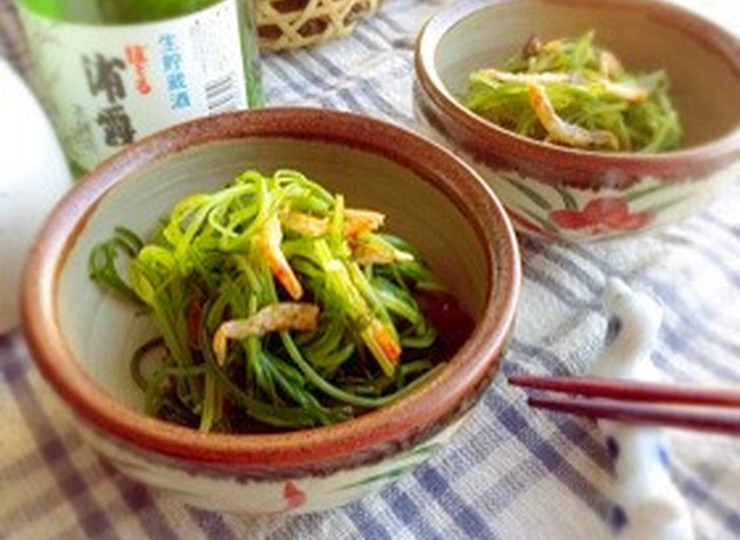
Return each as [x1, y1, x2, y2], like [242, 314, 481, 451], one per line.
[415, 290, 475, 358]
[141, 290, 475, 434]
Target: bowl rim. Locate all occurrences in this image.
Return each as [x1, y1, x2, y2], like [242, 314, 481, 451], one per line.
[21, 107, 521, 470]
[415, 0, 740, 185]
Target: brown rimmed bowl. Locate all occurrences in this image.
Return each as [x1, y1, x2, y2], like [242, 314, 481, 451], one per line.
[21, 108, 520, 514]
[415, 0, 740, 242]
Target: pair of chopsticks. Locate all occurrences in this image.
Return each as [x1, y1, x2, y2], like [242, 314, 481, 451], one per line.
[508, 375, 740, 435]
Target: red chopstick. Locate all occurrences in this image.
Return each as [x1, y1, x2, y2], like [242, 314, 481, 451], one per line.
[508, 375, 740, 406]
[508, 374, 740, 435]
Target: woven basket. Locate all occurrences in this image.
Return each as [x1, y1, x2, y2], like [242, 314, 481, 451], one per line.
[256, 0, 382, 51]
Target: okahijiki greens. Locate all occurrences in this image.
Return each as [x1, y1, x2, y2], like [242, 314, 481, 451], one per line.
[462, 31, 683, 152]
[89, 169, 471, 433]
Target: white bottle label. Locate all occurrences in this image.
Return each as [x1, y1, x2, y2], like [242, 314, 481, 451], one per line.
[19, 0, 247, 173]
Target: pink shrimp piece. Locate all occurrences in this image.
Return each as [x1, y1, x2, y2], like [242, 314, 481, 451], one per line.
[480, 68, 570, 85]
[279, 210, 329, 237]
[600, 80, 649, 103]
[213, 303, 319, 365]
[344, 209, 386, 238]
[362, 318, 402, 376]
[259, 215, 304, 300]
[528, 82, 619, 149]
[352, 241, 414, 265]
[279, 208, 385, 239]
[481, 66, 646, 103]
[599, 50, 624, 79]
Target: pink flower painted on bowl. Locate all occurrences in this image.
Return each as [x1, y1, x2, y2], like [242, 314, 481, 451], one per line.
[550, 197, 653, 233]
[283, 481, 307, 510]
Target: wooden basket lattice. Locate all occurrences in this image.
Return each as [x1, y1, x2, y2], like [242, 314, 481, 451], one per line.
[256, 0, 381, 51]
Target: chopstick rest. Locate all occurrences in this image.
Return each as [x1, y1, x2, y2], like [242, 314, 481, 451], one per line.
[591, 278, 694, 540]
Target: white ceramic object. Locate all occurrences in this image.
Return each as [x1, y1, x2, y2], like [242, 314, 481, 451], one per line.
[0, 58, 72, 333]
[592, 279, 694, 540]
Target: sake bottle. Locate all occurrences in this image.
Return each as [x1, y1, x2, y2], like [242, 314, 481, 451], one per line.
[15, 0, 263, 177]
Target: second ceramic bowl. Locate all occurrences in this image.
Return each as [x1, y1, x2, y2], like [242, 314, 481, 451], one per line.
[415, 0, 740, 242]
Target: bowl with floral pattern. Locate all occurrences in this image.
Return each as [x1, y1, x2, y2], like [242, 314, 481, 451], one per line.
[21, 108, 520, 514]
[414, 0, 740, 242]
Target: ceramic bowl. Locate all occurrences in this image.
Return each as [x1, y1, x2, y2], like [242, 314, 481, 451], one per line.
[415, 0, 740, 242]
[21, 108, 520, 515]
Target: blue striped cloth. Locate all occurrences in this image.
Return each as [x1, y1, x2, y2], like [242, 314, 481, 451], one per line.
[1, 1, 739, 538]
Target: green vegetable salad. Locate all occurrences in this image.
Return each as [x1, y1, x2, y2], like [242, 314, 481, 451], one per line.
[89, 169, 470, 433]
[463, 31, 683, 152]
